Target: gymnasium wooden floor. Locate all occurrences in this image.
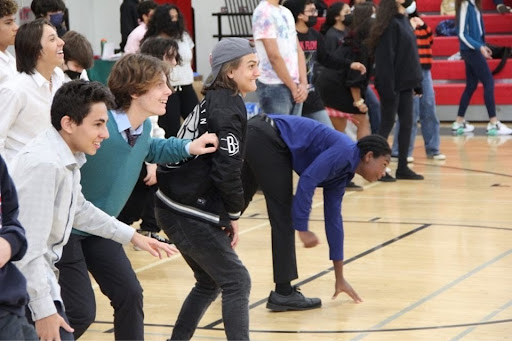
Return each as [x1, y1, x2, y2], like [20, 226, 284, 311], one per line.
[81, 126, 512, 341]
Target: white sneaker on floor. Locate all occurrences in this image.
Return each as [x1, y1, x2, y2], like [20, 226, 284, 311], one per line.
[487, 121, 512, 135]
[452, 120, 475, 134]
[427, 153, 446, 160]
[390, 156, 413, 163]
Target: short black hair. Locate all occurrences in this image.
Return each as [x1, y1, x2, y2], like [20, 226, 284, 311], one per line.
[15, 18, 51, 74]
[357, 134, 391, 159]
[51, 80, 115, 130]
[282, 0, 314, 22]
[31, 0, 65, 17]
[137, 0, 157, 20]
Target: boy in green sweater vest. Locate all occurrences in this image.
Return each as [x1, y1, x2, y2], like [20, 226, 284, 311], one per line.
[55, 53, 218, 340]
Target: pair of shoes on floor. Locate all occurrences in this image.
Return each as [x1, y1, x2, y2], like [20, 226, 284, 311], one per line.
[427, 153, 446, 160]
[497, 4, 512, 14]
[487, 121, 512, 136]
[346, 181, 363, 191]
[391, 155, 414, 163]
[452, 120, 475, 134]
[267, 286, 321, 312]
[136, 229, 171, 244]
[396, 167, 424, 180]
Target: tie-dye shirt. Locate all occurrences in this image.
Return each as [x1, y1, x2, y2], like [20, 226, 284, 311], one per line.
[252, 1, 299, 84]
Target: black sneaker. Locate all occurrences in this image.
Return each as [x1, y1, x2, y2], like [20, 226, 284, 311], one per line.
[395, 167, 424, 180]
[378, 172, 396, 182]
[346, 181, 363, 191]
[266, 286, 321, 312]
[136, 229, 172, 244]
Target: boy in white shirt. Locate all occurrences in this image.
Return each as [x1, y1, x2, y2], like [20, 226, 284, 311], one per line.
[11, 80, 177, 341]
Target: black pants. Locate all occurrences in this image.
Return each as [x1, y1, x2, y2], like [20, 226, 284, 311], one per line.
[378, 89, 414, 171]
[24, 302, 73, 340]
[118, 162, 159, 232]
[241, 115, 298, 284]
[158, 84, 199, 138]
[56, 234, 143, 340]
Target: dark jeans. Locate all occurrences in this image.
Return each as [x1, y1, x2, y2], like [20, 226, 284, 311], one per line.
[25, 302, 73, 340]
[118, 162, 159, 232]
[56, 234, 143, 340]
[378, 89, 414, 171]
[0, 310, 38, 340]
[366, 86, 381, 134]
[241, 115, 298, 284]
[457, 49, 496, 119]
[155, 204, 251, 341]
[158, 84, 199, 138]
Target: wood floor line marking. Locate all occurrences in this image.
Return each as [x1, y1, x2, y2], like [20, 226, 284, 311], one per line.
[350, 247, 512, 341]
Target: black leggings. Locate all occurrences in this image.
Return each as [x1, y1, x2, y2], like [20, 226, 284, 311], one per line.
[378, 89, 414, 170]
[158, 84, 199, 138]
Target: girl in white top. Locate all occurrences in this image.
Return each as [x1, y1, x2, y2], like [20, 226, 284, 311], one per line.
[141, 4, 198, 138]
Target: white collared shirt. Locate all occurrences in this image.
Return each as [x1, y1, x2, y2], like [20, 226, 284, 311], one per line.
[11, 127, 135, 321]
[0, 67, 65, 163]
[0, 50, 16, 85]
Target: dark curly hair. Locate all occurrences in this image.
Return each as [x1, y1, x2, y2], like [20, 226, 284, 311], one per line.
[357, 134, 391, 159]
[51, 80, 115, 130]
[142, 4, 186, 43]
[0, 0, 18, 18]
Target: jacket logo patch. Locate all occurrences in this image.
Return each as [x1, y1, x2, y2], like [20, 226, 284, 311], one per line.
[220, 133, 239, 156]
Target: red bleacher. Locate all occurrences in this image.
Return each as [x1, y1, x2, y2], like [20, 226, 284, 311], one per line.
[318, 0, 512, 106]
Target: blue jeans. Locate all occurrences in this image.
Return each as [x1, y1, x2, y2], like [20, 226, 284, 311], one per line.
[392, 69, 440, 157]
[256, 80, 303, 116]
[155, 203, 251, 340]
[366, 87, 381, 134]
[303, 109, 334, 128]
[457, 49, 496, 119]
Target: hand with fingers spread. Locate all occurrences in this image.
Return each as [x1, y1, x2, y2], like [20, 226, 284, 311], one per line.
[131, 232, 179, 258]
[333, 277, 363, 303]
[35, 313, 74, 341]
[189, 132, 219, 155]
[298, 230, 319, 248]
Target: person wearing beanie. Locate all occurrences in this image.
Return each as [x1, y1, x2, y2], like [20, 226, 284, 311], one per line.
[155, 37, 260, 341]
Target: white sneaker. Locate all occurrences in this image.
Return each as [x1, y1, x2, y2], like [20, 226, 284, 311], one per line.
[452, 120, 475, 133]
[487, 121, 512, 135]
[390, 156, 413, 163]
[427, 153, 446, 160]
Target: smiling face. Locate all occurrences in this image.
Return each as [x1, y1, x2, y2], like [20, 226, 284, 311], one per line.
[227, 53, 260, 96]
[358, 152, 391, 182]
[38, 24, 64, 68]
[0, 14, 18, 52]
[132, 72, 173, 116]
[65, 102, 110, 155]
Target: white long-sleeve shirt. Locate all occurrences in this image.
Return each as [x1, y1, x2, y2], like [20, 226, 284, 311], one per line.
[0, 68, 65, 163]
[0, 50, 16, 85]
[12, 128, 135, 321]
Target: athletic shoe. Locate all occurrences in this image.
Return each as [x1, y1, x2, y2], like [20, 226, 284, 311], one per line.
[487, 121, 512, 136]
[427, 153, 446, 160]
[396, 167, 424, 180]
[391, 155, 414, 163]
[266, 286, 321, 312]
[497, 4, 512, 14]
[452, 120, 475, 134]
[136, 229, 171, 244]
[379, 172, 396, 182]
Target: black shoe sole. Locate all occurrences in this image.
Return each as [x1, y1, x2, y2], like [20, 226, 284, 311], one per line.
[266, 301, 322, 312]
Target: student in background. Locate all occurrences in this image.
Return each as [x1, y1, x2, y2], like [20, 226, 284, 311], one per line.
[452, 0, 512, 135]
[124, 0, 157, 54]
[31, 0, 67, 37]
[0, 0, 18, 85]
[119, 0, 139, 52]
[60, 30, 93, 82]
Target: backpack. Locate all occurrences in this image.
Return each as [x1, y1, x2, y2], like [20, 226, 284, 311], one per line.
[487, 43, 512, 75]
[435, 19, 457, 36]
